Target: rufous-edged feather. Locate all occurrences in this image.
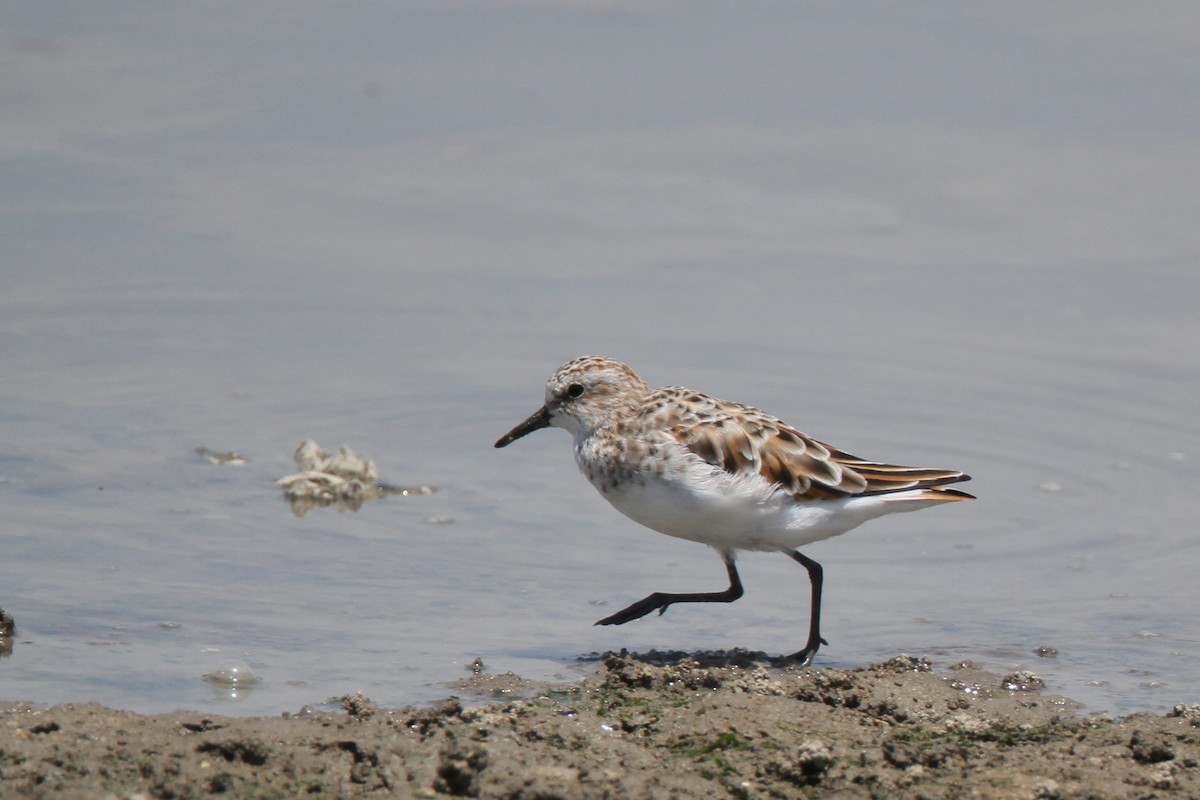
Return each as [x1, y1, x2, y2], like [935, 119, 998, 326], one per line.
[668, 397, 973, 502]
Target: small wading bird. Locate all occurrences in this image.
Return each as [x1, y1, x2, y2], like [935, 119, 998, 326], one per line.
[495, 356, 974, 664]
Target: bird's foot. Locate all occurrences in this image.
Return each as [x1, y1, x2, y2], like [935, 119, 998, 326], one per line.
[787, 636, 829, 667]
[594, 593, 672, 626]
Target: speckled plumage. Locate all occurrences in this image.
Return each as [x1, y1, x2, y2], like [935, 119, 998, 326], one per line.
[496, 356, 974, 663]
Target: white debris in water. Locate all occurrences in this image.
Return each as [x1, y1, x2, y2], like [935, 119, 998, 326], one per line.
[276, 440, 436, 516]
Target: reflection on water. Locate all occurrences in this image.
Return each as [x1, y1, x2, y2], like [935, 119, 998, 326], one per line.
[203, 660, 262, 704]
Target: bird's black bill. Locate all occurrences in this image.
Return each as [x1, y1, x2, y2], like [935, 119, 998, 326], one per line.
[494, 406, 551, 448]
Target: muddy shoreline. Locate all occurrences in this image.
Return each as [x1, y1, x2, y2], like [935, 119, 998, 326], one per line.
[3, 652, 1198, 799]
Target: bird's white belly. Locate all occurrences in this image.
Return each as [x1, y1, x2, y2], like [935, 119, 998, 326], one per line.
[588, 464, 889, 552]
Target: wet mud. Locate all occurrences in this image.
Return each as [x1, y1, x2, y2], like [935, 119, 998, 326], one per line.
[2, 652, 1198, 798]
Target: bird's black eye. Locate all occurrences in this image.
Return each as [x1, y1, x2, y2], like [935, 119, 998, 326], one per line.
[566, 383, 585, 399]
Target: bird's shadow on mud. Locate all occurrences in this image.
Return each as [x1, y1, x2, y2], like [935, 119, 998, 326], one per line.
[576, 647, 802, 670]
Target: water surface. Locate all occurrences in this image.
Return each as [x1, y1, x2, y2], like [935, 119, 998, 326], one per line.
[2, 2, 1198, 716]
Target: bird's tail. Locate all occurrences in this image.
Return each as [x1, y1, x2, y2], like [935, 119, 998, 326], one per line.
[880, 485, 976, 504]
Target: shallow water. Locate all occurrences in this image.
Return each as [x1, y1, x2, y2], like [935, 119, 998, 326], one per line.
[2, 3, 1198, 716]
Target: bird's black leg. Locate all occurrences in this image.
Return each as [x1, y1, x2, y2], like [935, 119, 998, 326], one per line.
[595, 550, 743, 626]
[787, 550, 828, 665]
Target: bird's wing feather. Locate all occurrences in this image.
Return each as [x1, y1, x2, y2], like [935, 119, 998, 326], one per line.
[669, 400, 971, 502]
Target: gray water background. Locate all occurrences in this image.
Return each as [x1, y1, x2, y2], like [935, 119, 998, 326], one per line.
[2, 3, 1198, 716]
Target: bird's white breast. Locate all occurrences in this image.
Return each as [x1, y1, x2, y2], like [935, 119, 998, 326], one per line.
[573, 437, 896, 552]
